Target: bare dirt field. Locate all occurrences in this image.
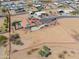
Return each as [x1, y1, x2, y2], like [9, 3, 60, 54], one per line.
[10, 18, 79, 59]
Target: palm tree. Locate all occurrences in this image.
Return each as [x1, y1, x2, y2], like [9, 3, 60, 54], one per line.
[2, 7, 11, 59]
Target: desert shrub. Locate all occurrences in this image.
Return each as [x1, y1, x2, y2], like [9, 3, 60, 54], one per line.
[38, 46, 51, 57]
[10, 34, 20, 41]
[63, 51, 68, 54]
[58, 54, 64, 59]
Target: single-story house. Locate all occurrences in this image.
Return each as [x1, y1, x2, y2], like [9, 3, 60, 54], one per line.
[40, 16, 57, 24]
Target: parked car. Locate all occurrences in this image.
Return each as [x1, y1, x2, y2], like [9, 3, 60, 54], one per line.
[15, 8, 26, 13]
[33, 4, 41, 7]
[17, 3, 25, 9]
[10, 3, 17, 10]
[65, 1, 72, 4]
[1, 4, 10, 9]
[1, 2, 17, 10]
[19, 1, 26, 4]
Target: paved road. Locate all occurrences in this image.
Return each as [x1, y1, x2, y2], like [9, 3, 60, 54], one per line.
[57, 16, 79, 19]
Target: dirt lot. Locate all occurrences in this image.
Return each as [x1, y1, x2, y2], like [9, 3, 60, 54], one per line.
[10, 18, 79, 59]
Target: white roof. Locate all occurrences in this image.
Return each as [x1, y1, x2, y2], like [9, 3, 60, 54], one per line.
[35, 11, 46, 15]
[34, 5, 41, 7]
[54, 2, 59, 5]
[64, 9, 74, 13]
[58, 9, 64, 11]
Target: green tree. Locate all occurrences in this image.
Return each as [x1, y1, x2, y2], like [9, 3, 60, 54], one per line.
[3, 18, 9, 32]
[38, 46, 51, 57]
[70, 10, 79, 16]
[0, 35, 7, 46]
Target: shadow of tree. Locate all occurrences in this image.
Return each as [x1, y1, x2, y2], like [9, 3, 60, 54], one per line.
[10, 33, 24, 45]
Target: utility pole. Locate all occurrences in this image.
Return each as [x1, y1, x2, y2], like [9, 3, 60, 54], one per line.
[0, 1, 1, 7]
[7, 9, 11, 59]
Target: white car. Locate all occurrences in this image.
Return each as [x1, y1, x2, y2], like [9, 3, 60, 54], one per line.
[10, 3, 17, 10]
[33, 4, 41, 7]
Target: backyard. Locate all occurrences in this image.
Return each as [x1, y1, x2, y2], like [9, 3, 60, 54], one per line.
[10, 18, 79, 59]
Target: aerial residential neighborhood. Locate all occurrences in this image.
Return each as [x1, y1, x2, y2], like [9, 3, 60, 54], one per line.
[0, 0, 79, 59]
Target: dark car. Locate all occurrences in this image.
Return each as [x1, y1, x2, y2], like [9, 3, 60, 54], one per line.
[15, 8, 26, 13]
